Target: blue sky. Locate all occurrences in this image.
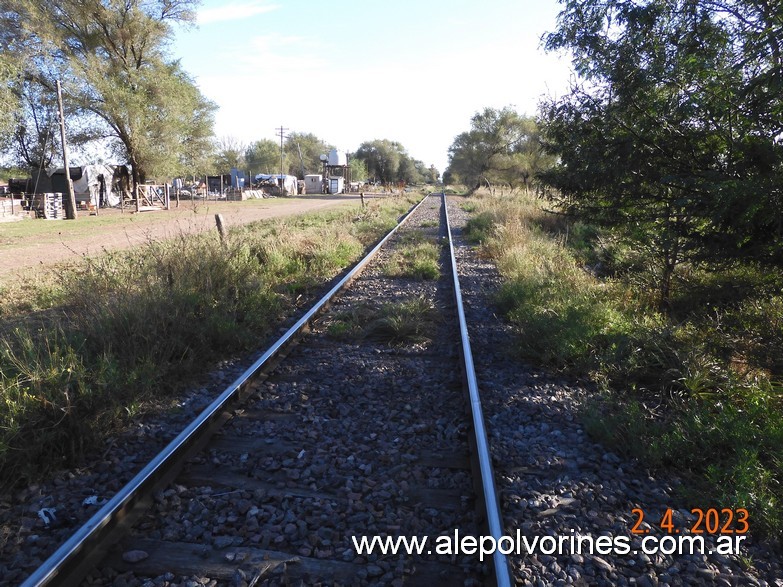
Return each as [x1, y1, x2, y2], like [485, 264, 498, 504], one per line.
[171, 0, 573, 174]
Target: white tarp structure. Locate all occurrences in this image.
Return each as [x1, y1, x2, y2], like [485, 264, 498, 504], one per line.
[71, 164, 122, 207]
[254, 173, 298, 196]
[50, 164, 128, 207]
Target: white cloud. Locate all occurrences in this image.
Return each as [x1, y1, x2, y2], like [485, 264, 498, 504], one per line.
[197, 1, 279, 25]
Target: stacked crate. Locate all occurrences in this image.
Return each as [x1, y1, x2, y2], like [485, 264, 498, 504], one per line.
[32, 193, 64, 219]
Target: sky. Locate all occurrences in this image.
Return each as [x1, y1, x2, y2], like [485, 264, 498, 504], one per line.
[171, 0, 574, 175]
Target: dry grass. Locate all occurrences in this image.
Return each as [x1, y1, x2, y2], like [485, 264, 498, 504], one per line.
[463, 188, 783, 542]
[0, 194, 421, 487]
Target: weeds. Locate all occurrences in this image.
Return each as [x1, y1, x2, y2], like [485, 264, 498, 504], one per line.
[383, 235, 441, 280]
[326, 304, 377, 342]
[465, 188, 783, 542]
[0, 197, 417, 486]
[365, 297, 438, 345]
[326, 297, 438, 346]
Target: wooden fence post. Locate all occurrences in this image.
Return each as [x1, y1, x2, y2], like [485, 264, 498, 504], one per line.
[215, 213, 227, 244]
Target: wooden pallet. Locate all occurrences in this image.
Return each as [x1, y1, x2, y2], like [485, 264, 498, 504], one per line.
[31, 193, 64, 220]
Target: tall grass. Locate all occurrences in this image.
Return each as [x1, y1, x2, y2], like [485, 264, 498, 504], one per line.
[326, 296, 439, 346]
[0, 196, 416, 486]
[464, 190, 783, 543]
[383, 233, 441, 280]
[364, 296, 439, 345]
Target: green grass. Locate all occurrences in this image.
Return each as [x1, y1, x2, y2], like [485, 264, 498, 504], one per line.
[326, 296, 439, 346]
[326, 304, 376, 342]
[464, 189, 783, 544]
[0, 196, 422, 487]
[365, 297, 438, 345]
[383, 234, 441, 280]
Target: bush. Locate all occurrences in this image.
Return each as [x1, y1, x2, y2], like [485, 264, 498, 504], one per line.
[465, 189, 783, 541]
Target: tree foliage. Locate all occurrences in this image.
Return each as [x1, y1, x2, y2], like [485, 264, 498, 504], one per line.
[348, 156, 368, 182]
[353, 139, 435, 184]
[0, 52, 21, 152]
[284, 132, 333, 178]
[541, 0, 783, 306]
[214, 136, 245, 171]
[446, 107, 553, 193]
[11, 77, 60, 170]
[1, 0, 216, 187]
[244, 139, 279, 175]
[355, 140, 400, 184]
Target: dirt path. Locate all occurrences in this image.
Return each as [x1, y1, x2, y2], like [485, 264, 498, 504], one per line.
[0, 195, 367, 282]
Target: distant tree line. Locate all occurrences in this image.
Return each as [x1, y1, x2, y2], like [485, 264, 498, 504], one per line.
[213, 136, 440, 185]
[444, 106, 555, 195]
[353, 139, 438, 185]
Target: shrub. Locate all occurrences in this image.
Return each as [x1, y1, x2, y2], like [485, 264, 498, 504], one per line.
[466, 189, 783, 541]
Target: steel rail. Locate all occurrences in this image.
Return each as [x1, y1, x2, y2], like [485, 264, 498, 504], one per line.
[23, 194, 431, 587]
[443, 193, 513, 587]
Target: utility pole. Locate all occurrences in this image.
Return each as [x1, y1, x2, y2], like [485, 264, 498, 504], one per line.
[296, 141, 305, 179]
[56, 80, 77, 220]
[277, 125, 288, 195]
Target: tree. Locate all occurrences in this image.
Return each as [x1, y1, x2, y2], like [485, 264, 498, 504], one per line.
[354, 140, 403, 184]
[446, 107, 553, 193]
[348, 156, 368, 182]
[11, 76, 60, 170]
[285, 132, 333, 178]
[426, 164, 440, 184]
[541, 0, 783, 308]
[397, 154, 418, 184]
[245, 139, 279, 175]
[352, 140, 437, 185]
[0, 53, 21, 153]
[214, 136, 246, 171]
[1, 0, 216, 189]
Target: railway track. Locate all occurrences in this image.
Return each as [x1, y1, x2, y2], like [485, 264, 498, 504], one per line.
[22, 193, 511, 587]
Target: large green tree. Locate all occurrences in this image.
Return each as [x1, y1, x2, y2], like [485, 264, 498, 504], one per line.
[285, 132, 333, 178]
[353, 139, 436, 185]
[541, 0, 783, 307]
[213, 136, 246, 171]
[354, 140, 401, 184]
[245, 139, 279, 175]
[1, 0, 215, 189]
[348, 156, 368, 182]
[446, 107, 553, 193]
[0, 53, 21, 152]
[10, 77, 60, 170]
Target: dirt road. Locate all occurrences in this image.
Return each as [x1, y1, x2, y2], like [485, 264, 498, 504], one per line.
[0, 194, 365, 282]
